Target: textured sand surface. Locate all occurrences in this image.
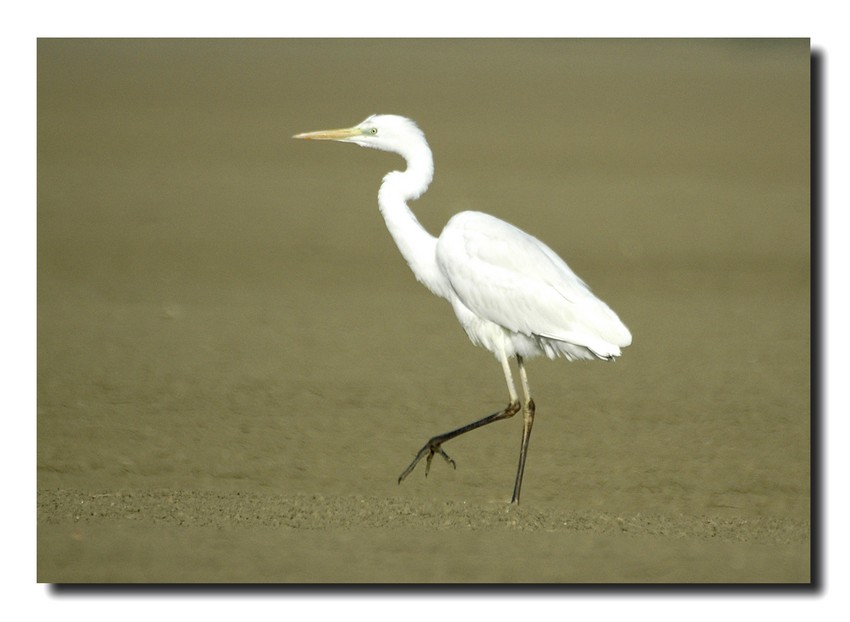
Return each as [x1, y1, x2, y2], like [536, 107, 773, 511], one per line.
[38, 39, 810, 583]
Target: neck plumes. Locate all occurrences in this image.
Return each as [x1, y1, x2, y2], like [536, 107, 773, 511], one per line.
[377, 141, 450, 300]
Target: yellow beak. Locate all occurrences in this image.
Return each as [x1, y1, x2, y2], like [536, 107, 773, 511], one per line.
[293, 126, 362, 141]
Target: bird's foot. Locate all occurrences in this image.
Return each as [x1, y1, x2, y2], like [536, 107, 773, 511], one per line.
[397, 438, 456, 484]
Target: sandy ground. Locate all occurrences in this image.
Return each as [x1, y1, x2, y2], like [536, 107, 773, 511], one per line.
[37, 39, 810, 583]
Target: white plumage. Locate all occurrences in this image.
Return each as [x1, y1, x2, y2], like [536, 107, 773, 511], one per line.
[294, 114, 631, 503]
[436, 210, 631, 361]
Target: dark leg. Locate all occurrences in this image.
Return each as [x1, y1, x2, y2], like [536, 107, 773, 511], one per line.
[510, 398, 535, 504]
[398, 401, 521, 483]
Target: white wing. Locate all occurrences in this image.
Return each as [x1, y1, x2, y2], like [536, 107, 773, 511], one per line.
[435, 211, 631, 357]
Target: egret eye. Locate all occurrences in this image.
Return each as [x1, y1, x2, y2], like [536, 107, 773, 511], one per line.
[369, 127, 378, 135]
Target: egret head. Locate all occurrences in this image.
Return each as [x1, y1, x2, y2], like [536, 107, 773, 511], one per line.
[294, 114, 427, 155]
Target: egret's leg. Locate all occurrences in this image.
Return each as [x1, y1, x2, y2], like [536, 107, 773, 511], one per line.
[397, 352, 521, 484]
[510, 355, 536, 504]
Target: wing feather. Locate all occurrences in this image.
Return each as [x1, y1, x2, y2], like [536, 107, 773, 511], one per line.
[436, 211, 631, 354]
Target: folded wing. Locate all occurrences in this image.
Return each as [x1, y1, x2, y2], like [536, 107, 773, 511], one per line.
[436, 211, 631, 359]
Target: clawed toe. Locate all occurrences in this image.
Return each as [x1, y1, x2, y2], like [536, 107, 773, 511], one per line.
[398, 439, 456, 484]
[397, 404, 520, 487]
[425, 443, 456, 475]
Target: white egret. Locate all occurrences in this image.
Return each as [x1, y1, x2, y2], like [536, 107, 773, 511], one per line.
[294, 114, 631, 504]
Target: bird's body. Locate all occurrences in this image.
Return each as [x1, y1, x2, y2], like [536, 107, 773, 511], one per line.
[295, 114, 630, 503]
[436, 209, 631, 362]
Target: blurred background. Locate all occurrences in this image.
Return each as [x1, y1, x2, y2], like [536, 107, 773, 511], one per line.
[37, 39, 810, 581]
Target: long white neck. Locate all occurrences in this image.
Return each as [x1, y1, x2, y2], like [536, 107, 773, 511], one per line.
[377, 141, 452, 300]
